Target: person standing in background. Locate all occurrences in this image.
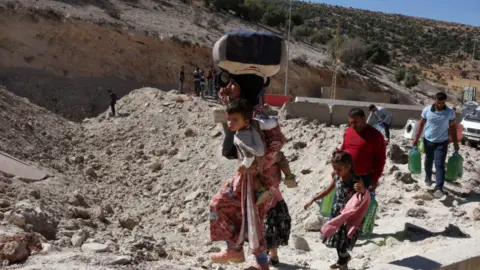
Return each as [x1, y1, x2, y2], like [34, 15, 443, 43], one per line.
[367, 104, 393, 144]
[207, 67, 214, 96]
[179, 66, 185, 94]
[193, 67, 201, 96]
[107, 89, 118, 117]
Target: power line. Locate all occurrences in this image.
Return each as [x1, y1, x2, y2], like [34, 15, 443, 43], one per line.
[284, 0, 292, 96]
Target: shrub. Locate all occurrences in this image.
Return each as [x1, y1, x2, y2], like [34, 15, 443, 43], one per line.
[239, 0, 265, 22]
[263, 7, 286, 27]
[395, 67, 406, 82]
[339, 38, 367, 68]
[366, 43, 391, 66]
[404, 72, 419, 88]
[292, 25, 314, 38]
[311, 29, 330, 45]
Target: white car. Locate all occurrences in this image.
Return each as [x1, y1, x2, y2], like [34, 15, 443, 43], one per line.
[461, 108, 480, 147]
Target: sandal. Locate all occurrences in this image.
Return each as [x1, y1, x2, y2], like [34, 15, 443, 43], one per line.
[209, 248, 245, 264]
[330, 263, 348, 270]
[269, 255, 279, 266]
[283, 173, 298, 188]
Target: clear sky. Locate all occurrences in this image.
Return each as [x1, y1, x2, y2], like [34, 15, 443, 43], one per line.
[312, 0, 480, 27]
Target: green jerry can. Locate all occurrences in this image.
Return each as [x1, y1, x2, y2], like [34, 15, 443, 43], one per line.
[316, 186, 336, 218]
[446, 152, 463, 182]
[362, 192, 378, 236]
[408, 147, 422, 175]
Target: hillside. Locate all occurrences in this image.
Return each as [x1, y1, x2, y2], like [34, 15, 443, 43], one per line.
[208, 0, 480, 94]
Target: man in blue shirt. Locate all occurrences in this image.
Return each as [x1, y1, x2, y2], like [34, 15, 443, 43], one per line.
[412, 92, 459, 198]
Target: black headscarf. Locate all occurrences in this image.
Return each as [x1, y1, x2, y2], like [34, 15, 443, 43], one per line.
[230, 74, 265, 106]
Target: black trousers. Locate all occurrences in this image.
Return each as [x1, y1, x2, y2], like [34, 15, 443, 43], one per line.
[110, 102, 116, 116]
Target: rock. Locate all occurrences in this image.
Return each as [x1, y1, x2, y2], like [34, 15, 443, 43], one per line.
[119, 214, 140, 230]
[415, 200, 425, 206]
[73, 156, 84, 164]
[303, 214, 324, 231]
[149, 162, 163, 173]
[406, 208, 427, 219]
[385, 237, 400, 247]
[168, 148, 179, 156]
[85, 167, 97, 177]
[0, 199, 11, 208]
[292, 141, 307, 150]
[1, 238, 30, 264]
[154, 149, 168, 156]
[81, 243, 109, 253]
[388, 165, 399, 174]
[90, 206, 107, 223]
[68, 191, 89, 207]
[105, 149, 113, 155]
[300, 169, 312, 175]
[71, 230, 87, 247]
[69, 207, 91, 219]
[211, 130, 222, 138]
[29, 190, 41, 199]
[4, 211, 26, 227]
[291, 235, 310, 251]
[388, 144, 408, 164]
[472, 207, 480, 221]
[184, 128, 195, 137]
[109, 255, 132, 265]
[412, 191, 434, 201]
[395, 172, 416, 184]
[59, 219, 80, 230]
[184, 191, 204, 203]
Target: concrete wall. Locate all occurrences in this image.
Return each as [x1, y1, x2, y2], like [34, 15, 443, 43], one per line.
[368, 242, 480, 270]
[292, 97, 462, 128]
[438, 255, 480, 270]
[283, 102, 331, 124]
[213, 97, 462, 128]
[322, 86, 391, 103]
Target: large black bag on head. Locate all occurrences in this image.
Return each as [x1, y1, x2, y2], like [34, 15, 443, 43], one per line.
[213, 30, 287, 78]
[222, 128, 238, 160]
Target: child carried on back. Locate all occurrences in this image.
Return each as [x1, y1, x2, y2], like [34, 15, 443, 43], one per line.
[226, 98, 275, 204]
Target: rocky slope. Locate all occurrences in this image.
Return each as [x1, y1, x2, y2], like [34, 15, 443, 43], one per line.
[0, 0, 423, 122]
[1, 86, 479, 269]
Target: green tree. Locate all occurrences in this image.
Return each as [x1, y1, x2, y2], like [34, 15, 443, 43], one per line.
[292, 25, 314, 38]
[395, 67, 406, 82]
[239, 0, 265, 21]
[290, 12, 304, 25]
[263, 7, 286, 27]
[366, 43, 391, 65]
[212, 0, 239, 12]
[339, 37, 367, 68]
[404, 72, 419, 88]
[311, 29, 330, 45]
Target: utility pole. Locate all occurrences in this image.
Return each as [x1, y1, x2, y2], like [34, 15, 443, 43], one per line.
[284, 0, 292, 96]
[465, 38, 477, 104]
[331, 22, 341, 100]
[468, 38, 477, 89]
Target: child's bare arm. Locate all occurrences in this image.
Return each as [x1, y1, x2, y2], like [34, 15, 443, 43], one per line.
[304, 177, 335, 210]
